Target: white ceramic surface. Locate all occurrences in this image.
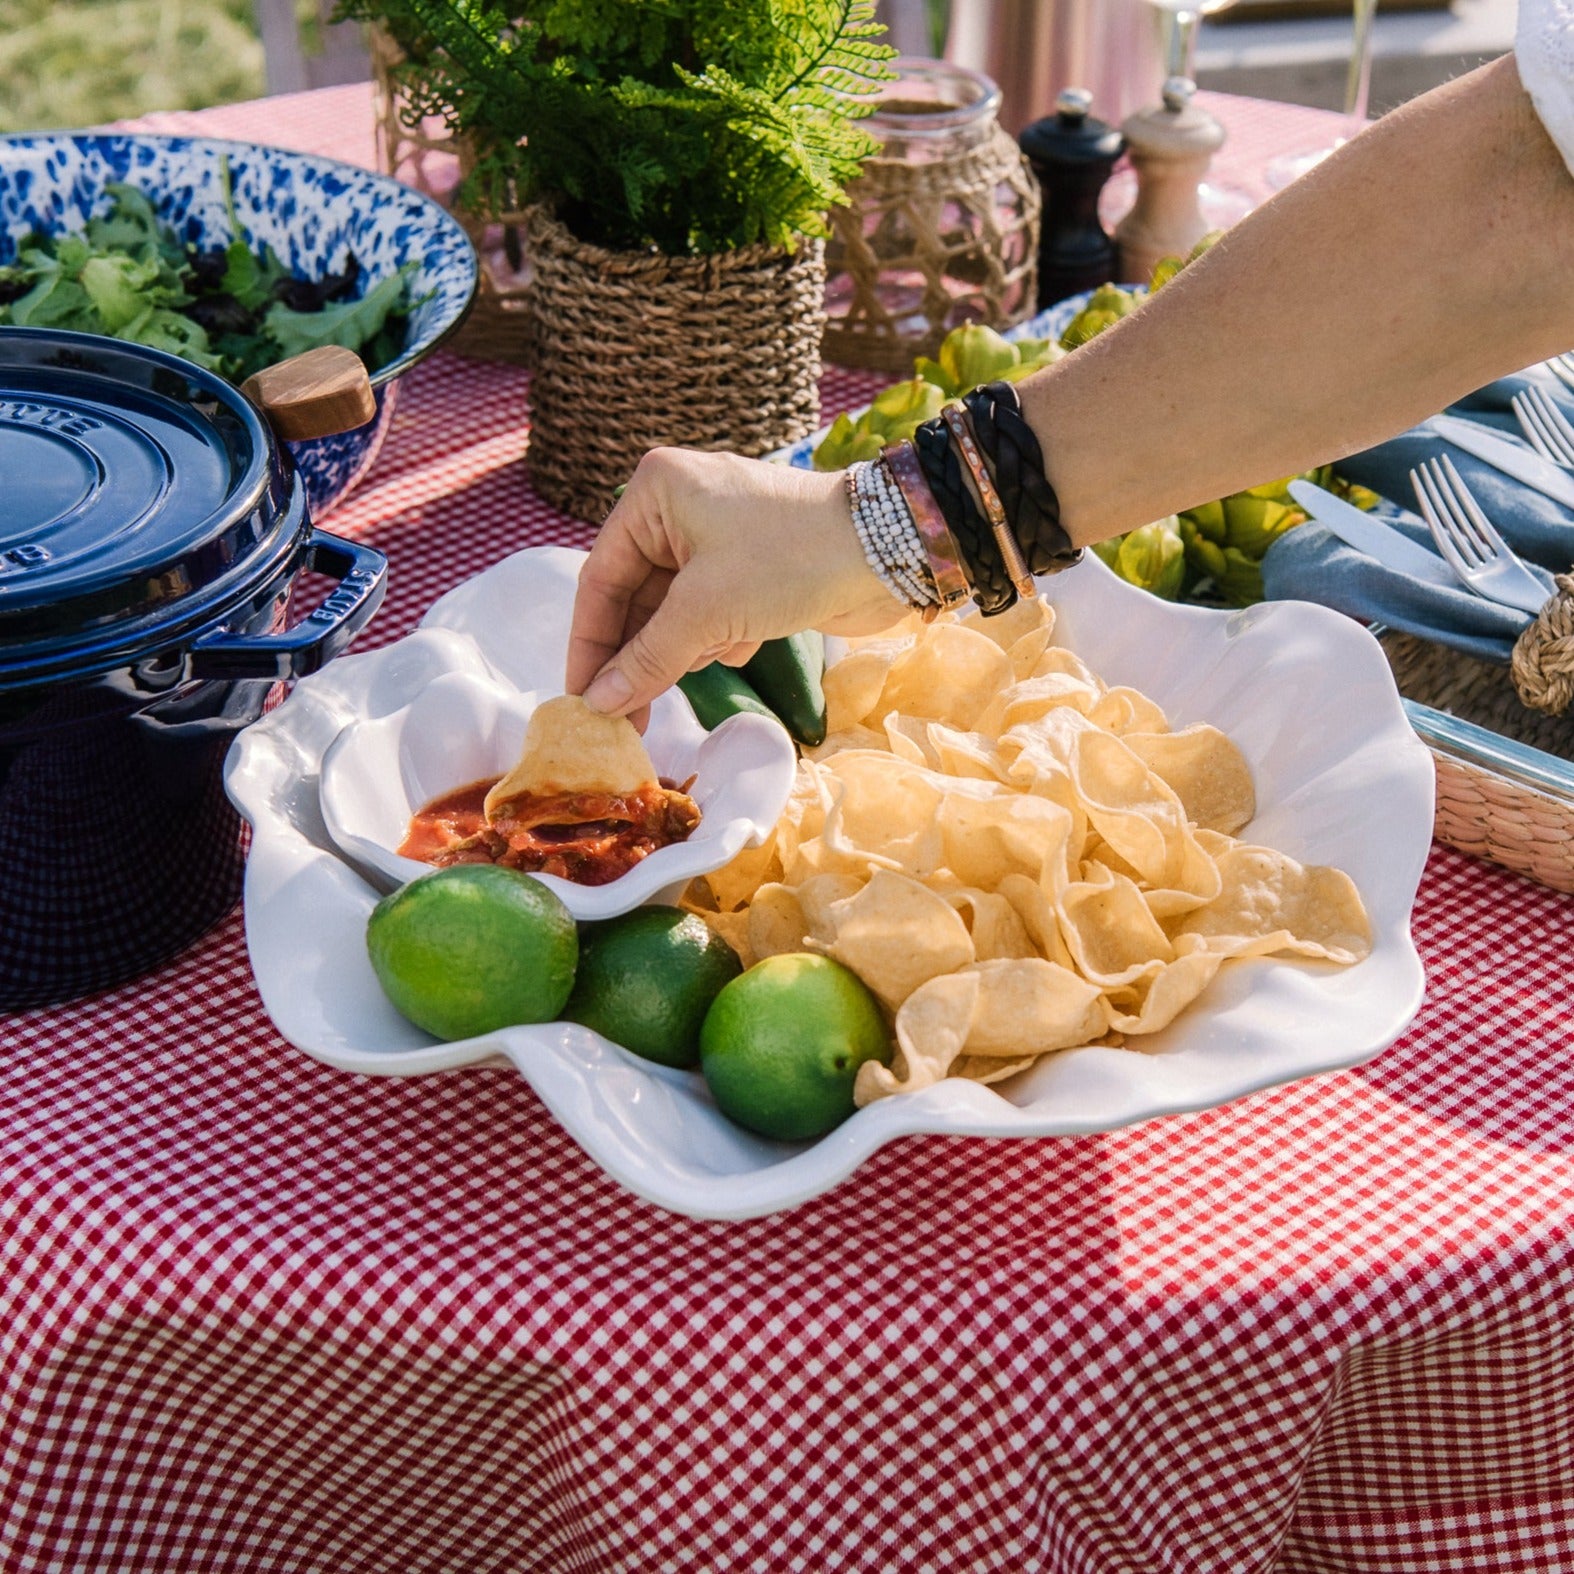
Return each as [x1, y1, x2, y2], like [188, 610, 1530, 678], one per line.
[225, 544, 1435, 1221]
[318, 666, 794, 920]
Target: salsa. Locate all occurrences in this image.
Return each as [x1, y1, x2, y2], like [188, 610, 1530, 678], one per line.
[398, 776, 700, 886]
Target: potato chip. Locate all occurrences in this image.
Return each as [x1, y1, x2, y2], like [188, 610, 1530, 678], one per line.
[977, 671, 1104, 737]
[926, 723, 1009, 782]
[806, 725, 887, 761]
[875, 623, 1014, 729]
[1056, 864, 1176, 988]
[747, 882, 810, 960]
[947, 888, 1038, 962]
[1125, 726, 1256, 836]
[883, 712, 939, 768]
[855, 971, 979, 1105]
[1025, 645, 1103, 688]
[937, 788, 1075, 891]
[997, 872, 1078, 972]
[1169, 843, 1372, 964]
[819, 754, 947, 878]
[823, 641, 907, 733]
[817, 869, 975, 1011]
[950, 1054, 1038, 1086]
[705, 834, 782, 912]
[962, 958, 1106, 1057]
[484, 693, 656, 817]
[1087, 687, 1171, 737]
[963, 596, 1054, 652]
[700, 907, 755, 969]
[1102, 950, 1225, 1035]
[797, 873, 867, 941]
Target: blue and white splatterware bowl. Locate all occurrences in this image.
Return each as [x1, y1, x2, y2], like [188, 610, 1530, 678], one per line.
[0, 132, 478, 518]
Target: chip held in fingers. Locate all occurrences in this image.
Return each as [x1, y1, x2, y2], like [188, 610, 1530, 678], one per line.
[399, 695, 700, 886]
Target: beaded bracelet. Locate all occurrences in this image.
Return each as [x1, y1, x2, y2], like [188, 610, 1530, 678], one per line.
[962, 381, 1082, 577]
[846, 458, 938, 611]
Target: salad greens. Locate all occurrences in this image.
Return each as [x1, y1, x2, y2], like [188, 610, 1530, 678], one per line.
[0, 165, 419, 383]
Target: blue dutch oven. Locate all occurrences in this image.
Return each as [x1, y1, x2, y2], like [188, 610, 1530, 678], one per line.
[0, 326, 387, 1009]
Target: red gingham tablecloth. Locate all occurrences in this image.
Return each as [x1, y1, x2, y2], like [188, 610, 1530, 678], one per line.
[5, 82, 1574, 1574]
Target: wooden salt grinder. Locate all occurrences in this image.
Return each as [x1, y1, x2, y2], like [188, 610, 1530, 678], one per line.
[1114, 77, 1225, 287]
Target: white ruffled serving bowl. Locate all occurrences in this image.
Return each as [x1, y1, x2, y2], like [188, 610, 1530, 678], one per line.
[224, 544, 1435, 1221]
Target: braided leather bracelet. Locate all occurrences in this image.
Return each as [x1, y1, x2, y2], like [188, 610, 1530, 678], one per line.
[963, 381, 1082, 577]
[912, 414, 1017, 615]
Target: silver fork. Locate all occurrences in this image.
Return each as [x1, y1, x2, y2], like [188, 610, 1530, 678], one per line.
[1512, 385, 1574, 467]
[1409, 456, 1549, 616]
[1546, 352, 1574, 393]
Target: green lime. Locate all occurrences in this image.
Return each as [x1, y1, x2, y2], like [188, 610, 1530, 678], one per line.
[699, 954, 891, 1142]
[366, 864, 578, 1041]
[564, 906, 742, 1069]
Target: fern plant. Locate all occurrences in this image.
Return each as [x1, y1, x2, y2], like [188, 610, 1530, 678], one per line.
[340, 0, 897, 255]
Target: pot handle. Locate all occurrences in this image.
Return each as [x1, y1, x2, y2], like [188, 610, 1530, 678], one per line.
[241, 346, 376, 441]
[189, 531, 388, 682]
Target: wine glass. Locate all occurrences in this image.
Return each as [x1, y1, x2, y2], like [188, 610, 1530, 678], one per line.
[1263, 0, 1381, 189]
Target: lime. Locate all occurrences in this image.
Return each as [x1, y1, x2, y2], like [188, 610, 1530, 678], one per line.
[564, 906, 742, 1069]
[366, 864, 578, 1041]
[699, 954, 891, 1142]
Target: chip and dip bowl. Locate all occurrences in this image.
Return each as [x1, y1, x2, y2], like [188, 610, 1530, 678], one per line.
[317, 667, 798, 920]
[226, 544, 1434, 1220]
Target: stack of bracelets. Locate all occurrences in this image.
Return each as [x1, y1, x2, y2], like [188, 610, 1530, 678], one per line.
[845, 380, 1082, 619]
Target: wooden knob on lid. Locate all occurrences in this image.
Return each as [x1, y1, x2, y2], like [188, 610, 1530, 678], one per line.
[240, 345, 376, 442]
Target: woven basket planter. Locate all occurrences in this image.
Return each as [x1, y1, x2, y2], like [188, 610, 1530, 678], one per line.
[523, 206, 826, 522]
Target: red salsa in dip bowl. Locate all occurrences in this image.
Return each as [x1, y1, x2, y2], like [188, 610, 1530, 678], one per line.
[318, 663, 794, 921]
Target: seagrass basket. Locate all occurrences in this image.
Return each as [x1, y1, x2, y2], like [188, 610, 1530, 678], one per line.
[370, 25, 534, 364]
[523, 206, 826, 522]
[1380, 631, 1574, 894]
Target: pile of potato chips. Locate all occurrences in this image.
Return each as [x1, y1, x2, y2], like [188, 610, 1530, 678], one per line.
[685, 599, 1371, 1109]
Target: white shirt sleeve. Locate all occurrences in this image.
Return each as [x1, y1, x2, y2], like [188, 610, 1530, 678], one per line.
[1518, 0, 1574, 178]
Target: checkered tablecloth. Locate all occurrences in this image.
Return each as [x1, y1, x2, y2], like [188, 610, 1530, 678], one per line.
[5, 82, 1574, 1574]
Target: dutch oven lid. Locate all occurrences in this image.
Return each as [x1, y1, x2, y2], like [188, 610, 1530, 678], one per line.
[0, 326, 290, 675]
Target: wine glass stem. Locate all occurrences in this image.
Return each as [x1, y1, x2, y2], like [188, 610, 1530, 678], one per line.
[1168, 8, 1200, 81]
[1344, 0, 1379, 124]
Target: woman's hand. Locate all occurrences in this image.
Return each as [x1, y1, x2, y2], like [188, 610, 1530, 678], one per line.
[566, 447, 906, 720]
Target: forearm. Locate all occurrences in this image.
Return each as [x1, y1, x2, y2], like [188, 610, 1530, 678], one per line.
[1023, 54, 1574, 545]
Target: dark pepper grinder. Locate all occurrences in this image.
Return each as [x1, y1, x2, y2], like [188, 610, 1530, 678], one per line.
[1018, 88, 1125, 310]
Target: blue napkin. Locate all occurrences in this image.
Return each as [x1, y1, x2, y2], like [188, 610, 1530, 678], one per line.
[1261, 367, 1574, 664]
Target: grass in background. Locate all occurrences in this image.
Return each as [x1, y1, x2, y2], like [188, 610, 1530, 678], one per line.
[0, 0, 264, 133]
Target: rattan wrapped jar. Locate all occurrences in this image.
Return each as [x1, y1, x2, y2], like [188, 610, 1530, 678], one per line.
[523, 207, 826, 522]
[823, 58, 1040, 372]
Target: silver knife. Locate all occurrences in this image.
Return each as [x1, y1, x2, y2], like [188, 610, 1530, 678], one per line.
[1428, 414, 1574, 510]
[1287, 480, 1458, 589]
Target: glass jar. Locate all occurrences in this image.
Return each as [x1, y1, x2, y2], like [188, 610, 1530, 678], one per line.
[823, 58, 1040, 372]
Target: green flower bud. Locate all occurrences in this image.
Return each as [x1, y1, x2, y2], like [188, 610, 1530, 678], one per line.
[812, 412, 884, 471]
[866, 377, 947, 441]
[1114, 517, 1186, 600]
[936, 323, 1020, 396]
[1181, 498, 1228, 544]
[1220, 493, 1304, 559]
[1148, 256, 1184, 292]
[1214, 546, 1265, 607]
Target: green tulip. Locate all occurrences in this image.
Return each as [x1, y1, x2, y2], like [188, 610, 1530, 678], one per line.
[935, 323, 1020, 397]
[1214, 546, 1265, 607]
[1181, 497, 1227, 544]
[1219, 493, 1305, 559]
[1092, 533, 1125, 570]
[1179, 517, 1229, 583]
[867, 377, 946, 441]
[1113, 517, 1187, 600]
[812, 412, 884, 471]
